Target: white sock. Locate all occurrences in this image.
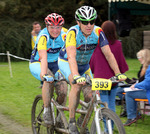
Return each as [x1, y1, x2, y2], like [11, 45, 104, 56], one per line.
[44, 107, 49, 114]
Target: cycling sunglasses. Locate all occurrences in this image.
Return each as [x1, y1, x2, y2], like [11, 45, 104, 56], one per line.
[80, 20, 95, 25]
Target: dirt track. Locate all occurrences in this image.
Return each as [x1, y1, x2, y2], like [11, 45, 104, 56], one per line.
[0, 112, 32, 134]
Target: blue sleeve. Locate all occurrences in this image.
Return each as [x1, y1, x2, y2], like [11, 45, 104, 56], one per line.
[99, 31, 109, 47]
[135, 65, 150, 90]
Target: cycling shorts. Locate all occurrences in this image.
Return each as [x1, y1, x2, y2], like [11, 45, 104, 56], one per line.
[58, 58, 93, 82]
[29, 61, 59, 81]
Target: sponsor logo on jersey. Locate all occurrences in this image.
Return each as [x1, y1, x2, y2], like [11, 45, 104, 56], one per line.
[47, 47, 61, 53]
[76, 44, 97, 51]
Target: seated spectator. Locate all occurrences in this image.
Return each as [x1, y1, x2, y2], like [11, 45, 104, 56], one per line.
[124, 49, 150, 126]
[116, 66, 144, 117]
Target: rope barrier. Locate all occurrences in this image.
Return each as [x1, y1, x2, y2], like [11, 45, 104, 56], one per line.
[0, 51, 30, 78]
[0, 52, 30, 61]
[9, 54, 30, 61]
[0, 53, 7, 55]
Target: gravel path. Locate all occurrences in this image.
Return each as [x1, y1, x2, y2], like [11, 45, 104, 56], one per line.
[0, 112, 32, 134]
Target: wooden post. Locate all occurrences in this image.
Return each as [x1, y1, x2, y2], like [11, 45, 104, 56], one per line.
[143, 31, 150, 49]
[7, 51, 13, 78]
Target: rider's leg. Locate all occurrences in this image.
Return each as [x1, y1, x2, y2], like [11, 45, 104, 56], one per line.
[42, 69, 54, 125]
[42, 69, 54, 106]
[76, 85, 92, 134]
[29, 62, 54, 125]
[68, 74, 82, 118]
[42, 82, 54, 107]
[68, 74, 82, 134]
[58, 59, 80, 133]
[55, 81, 68, 106]
[77, 67, 93, 134]
[78, 85, 92, 120]
[82, 85, 93, 102]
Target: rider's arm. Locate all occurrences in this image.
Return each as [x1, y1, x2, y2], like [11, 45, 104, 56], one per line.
[37, 36, 48, 80]
[66, 30, 79, 77]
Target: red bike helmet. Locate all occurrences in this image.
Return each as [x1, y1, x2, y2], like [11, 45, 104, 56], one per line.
[45, 13, 64, 26]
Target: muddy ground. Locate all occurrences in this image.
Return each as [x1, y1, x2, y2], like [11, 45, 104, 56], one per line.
[0, 112, 32, 134]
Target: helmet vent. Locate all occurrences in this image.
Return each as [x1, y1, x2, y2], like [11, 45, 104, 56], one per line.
[75, 6, 97, 21]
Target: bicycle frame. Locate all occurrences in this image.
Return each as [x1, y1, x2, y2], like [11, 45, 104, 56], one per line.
[50, 86, 110, 134]
[32, 77, 126, 134]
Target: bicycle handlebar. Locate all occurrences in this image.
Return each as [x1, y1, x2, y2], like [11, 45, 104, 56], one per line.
[72, 76, 119, 85]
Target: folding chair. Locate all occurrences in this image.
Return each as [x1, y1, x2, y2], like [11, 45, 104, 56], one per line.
[135, 99, 150, 121]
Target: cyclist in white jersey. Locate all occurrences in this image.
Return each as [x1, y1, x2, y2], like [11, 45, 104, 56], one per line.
[58, 6, 127, 134]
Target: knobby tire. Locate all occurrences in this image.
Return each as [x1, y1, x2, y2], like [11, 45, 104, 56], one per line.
[31, 94, 54, 134]
[90, 108, 126, 134]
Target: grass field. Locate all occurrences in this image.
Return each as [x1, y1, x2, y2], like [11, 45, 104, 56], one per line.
[0, 59, 150, 134]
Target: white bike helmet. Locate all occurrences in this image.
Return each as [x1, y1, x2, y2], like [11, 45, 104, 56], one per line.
[75, 6, 97, 21]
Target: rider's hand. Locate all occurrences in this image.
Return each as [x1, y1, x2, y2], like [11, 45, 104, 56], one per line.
[43, 74, 54, 82]
[73, 75, 86, 84]
[115, 73, 127, 81]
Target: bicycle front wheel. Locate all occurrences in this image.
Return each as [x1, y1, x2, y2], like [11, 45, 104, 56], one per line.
[90, 108, 126, 134]
[31, 94, 54, 134]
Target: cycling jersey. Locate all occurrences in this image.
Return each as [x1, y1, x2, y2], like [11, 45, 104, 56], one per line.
[62, 27, 68, 33]
[30, 27, 67, 63]
[59, 25, 109, 65]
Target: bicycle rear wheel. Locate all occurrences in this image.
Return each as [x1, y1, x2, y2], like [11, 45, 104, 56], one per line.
[90, 108, 126, 134]
[31, 94, 54, 134]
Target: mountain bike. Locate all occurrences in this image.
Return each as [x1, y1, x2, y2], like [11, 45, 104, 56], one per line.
[31, 76, 126, 134]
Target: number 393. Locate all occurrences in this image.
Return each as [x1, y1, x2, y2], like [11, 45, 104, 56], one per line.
[91, 78, 112, 91]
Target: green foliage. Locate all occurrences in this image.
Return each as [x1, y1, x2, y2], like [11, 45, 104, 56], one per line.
[120, 25, 150, 58]
[0, 17, 32, 61]
[0, 0, 79, 61]
[0, 0, 149, 61]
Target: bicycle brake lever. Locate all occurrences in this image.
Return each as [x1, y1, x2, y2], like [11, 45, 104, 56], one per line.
[110, 76, 119, 83]
[72, 79, 91, 85]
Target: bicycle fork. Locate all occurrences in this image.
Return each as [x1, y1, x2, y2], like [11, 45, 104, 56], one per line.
[95, 108, 101, 134]
[94, 91, 113, 134]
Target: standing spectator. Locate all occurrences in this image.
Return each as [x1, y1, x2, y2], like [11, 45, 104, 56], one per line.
[124, 49, 150, 126]
[90, 20, 129, 114]
[31, 21, 41, 50]
[31, 21, 43, 88]
[29, 13, 68, 125]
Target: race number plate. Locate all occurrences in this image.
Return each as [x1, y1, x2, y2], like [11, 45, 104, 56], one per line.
[91, 78, 112, 91]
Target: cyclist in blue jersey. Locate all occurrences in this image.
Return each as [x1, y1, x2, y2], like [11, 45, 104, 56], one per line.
[58, 6, 127, 134]
[29, 13, 68, 125]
